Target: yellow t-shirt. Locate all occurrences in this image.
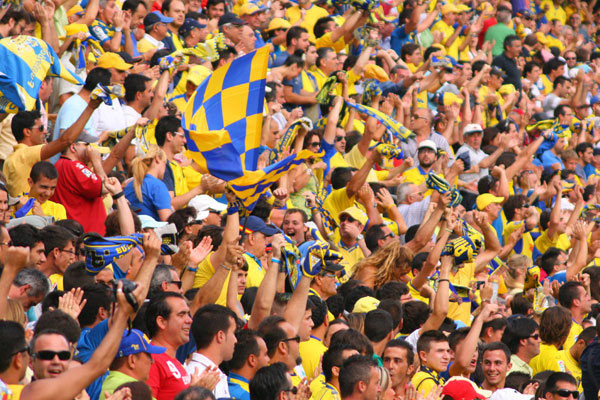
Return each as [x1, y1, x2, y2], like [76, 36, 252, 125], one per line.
[337, 240, 365, 277]
[3, 144, 43, 197]
[544, 3, 567, 24]
[402, 166, 436, 197]
[137, 37, 159, 53]
[563, 320, 583, 351]
[167, 159, 190, 198]
[343, 145, 380, 183]
[300, 336, 328, 380]
[311, 382, 340, 400]
[541, 74, 554, 95]
[8, 384, 23, 400]
[534, 229, 571, 256]
[448, 262, 476, 325]
[503, 221, 534, 259]
[557, 348, 582, 389]
[12, 196, 67, 221]
[315, 31, 345, 52]
[193, 252, 230, 306]
[49, 273, 64, 291]
[529, 343, 566, 375]
[243, 252, 267, 289]
[411, 369, 443, 396]
[285, 4, 329, 42]
[431, 20, 459, 60]
[322, 188, 355, 225]
[545, 34, 565, 52]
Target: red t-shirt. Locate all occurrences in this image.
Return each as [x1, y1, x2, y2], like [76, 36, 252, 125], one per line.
[147, 351, 191, 400]
[51, 157, 106, 234]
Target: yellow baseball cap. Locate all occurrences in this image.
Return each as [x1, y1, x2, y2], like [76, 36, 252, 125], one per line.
[338, 207, 368, 226]
[476, 193, 504, 211]
[96, 52, 133, 71]
[67, 4, 84, 17]
[442, 3, 460, 14]
[364, 64, 389, 82]
[267, 17, 291, 31]
[239, 2, 261, 15]
[187, 65, 212, 86]
[352, 296, 380, 313]
[439, 92, 463, 106]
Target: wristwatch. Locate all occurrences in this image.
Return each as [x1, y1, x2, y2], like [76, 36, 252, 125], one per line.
[357, 234, 364, 241]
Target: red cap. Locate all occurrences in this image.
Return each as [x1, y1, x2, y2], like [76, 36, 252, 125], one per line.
[441, 377, 492, 400]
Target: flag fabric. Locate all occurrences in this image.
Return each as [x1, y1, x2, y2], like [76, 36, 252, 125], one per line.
[345, 101, 414, 143]
[228, 149, 322, 210]
[82, 233, 144, 276]
[182, 46, 270, 181]
[0, 35, 84, 113]
[269, 117, 312, 164]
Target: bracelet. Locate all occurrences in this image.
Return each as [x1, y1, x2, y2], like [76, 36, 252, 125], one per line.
[112, 191, 124, 200]
[271, 258, 281, 264]
[114, 27, 122, 32]
[445, 228, 453, 233]
[438, 278, 450, 283]
[186, 266, 198, 273]
[221, 264, 231, 271]
[385, 203, 395, 210]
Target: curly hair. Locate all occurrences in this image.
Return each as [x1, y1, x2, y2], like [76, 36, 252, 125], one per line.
[352, 240, 414, 288]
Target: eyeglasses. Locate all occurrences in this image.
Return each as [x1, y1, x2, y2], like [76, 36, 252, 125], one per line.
[565, 57, 577, 61]
[60, 248, 76, 255]
[172, 132, 186, 138]
[339, 215, 356, 223]
[283, 387, 298, 395]
[323, 272, 337, 278]
[553, 389, 579, 398]
[335, 136, 346, 142]
[32, 350, 71, 361]
[309, 142, 321, 147]
[168, 280, 183, 289]
[528, 333, 540, 340]
[282, 336, 300, 343]
[410, 115, 428, 121]
[382, 232, 396, 240]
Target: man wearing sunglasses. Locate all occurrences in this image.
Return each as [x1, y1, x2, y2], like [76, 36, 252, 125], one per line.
[503, 317, 540, 377]
[543, 372, 579, 400]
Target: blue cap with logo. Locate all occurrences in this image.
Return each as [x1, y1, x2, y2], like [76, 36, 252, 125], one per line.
[240, 216, 278, 236]
[117, 329, 166, 358]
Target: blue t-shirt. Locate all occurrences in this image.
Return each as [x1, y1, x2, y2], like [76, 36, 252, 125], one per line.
[124, 175, 172, 220]
[390, 26, 410, 55]
[540, 150, 564, 170]
[272, 51, 290, 68]
[54, 94, 94, 141]
[77, 319, 110, 400]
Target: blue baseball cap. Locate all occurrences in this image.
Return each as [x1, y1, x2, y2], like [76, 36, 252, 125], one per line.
[179, 18, 207, 37]
[240, 216, 278, 236]
[117, 329, 166, 358]
[589, 96, 600, 106]
[144, 11, 174, 28]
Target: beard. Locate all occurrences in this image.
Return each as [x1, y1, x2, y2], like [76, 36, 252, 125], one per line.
[420, 160, 434, 169]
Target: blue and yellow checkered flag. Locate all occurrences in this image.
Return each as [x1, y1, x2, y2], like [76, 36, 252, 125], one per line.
[0, 36, 84, 113]
[182, 46, 270, 181]
[228, 149, 323, 211]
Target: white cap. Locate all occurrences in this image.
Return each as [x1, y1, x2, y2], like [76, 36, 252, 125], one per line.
[189, 194, 227, 221]
[138, 215, 168, 229]
[418, 139, 437, 152]
[463, 123, 483, 135]
[489, 389, 534, 400]
[560, 198, 575, 211]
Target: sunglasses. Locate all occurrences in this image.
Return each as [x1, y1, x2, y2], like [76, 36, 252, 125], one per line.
[284, 387, 298, 395]
[335, 136, 346, 142]
[382, 232, 396, 240]
[168, 280, 183, 289]
[282, 336, 300, 343]
[309, 142, 321, 147]
[528, 333, 540, 340]
[339, 215, 356, 223]
[565, 57, 576, 61]
[32, 350, 71, 361]
[554, 390, 579, 398]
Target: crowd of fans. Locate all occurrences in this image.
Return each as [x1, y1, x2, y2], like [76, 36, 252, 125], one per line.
[3, 0, 600, 399]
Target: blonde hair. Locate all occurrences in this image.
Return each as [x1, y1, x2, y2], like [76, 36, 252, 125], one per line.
[504, 254, 531, 290]
[352, 241, 414, 288]
[5, 299, 26, 327]
[131, 145, 166, 203]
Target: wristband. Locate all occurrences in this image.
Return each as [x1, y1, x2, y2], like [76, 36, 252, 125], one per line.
[112, 191, 124, 200]
[114, 27, 122, 32]
[445, 228, 453, 233]
[221, 263, 231, 271]
[271, 258, 281, 264]
[186, 266, 198, 273]
[438, 278, 450, 283]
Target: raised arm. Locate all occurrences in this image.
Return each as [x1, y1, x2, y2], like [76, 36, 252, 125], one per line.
[20, 281, 144, 400]
[346, 150, 381, 198]
[209, 192, 240, 267]
[418, 254, 451, 333]
[0, 247, 29, 320]
[406, 192, 450, 253]
[40, 98, 102, 160]
[104, 177, 135, 235]
[248, 234, 286, 330]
